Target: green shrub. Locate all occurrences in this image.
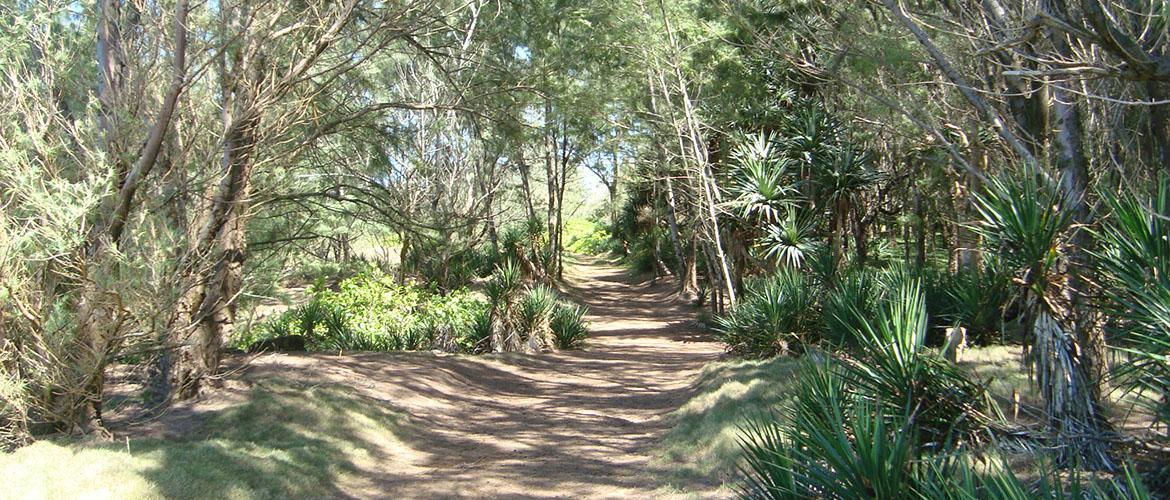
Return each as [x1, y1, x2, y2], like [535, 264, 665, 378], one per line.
[737, 360, 921, 499]
[833, 278, 994, 443]
[518, 285, 559, 347]
[565, 217, 615, 255]
[737, 360, 1149, 499]
[461, 307, 494, 353]
[735, 284, 1148, 499]
[927, 264, 1012, 345]
[1097, 181, 1170, 434]
[237, 270, 489, 353]
[551, 304, 589, 349]
[821, 269, 882, 347]
[715, 270, 820, 357]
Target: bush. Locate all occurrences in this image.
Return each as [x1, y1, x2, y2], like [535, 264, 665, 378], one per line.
[715, 270, 820, 357]
[461, 307, 494, 353]
[237, 270, 489, 353]
[737, 360, 1149, 499]
[480, 265, 590, 352]
[924, 264, 1012, 346]
[820, 269, 882, 347]
[551, 304, 589, 349]
[738, 362, 921, 499]
[833, 278, 994, 443]
[1097, 182, 1170, 435]
[565, 217, 616, 255]
[517, 285, 559, 349]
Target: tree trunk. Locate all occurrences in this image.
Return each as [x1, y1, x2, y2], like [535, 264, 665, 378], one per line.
[168, 54, 258, 400]
[1042, 0, 1113, 468]
[517, 157, 538, 224]
[664, 174, 691, 295]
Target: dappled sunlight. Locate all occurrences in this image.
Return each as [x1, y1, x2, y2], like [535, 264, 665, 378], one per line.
[652, 357, 800, 491]
[17, 258, 728, 498]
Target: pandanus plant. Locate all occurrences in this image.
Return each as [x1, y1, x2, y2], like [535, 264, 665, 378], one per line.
[1096, 179, 1170, 435]
[972, 167, 1113, 469]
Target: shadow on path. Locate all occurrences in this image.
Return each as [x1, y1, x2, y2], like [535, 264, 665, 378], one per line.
[159, 257, 727, 498]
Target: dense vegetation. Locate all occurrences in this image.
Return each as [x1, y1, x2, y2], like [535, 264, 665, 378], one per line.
[4, 0, 1170, 496]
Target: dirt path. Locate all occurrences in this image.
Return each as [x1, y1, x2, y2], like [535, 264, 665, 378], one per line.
[219, 257, 726, 498]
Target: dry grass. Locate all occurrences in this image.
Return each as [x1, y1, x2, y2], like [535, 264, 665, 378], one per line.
[653, 356, 801, 494]
[0, 380, 413, 499]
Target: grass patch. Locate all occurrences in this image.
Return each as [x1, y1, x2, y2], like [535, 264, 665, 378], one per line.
[653, 356, 801, 490]
[0, 380, 411, 499]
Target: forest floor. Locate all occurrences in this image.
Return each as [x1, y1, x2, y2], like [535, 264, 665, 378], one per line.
[228, 255, 730, 498]
[6, 256, 732, 499]
[260, 255, 729, 498]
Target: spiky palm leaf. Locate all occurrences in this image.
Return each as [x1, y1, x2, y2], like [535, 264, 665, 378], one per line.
[729, 133, 797, 223]
[971, 170, 1071, 289]
[1096, 180, 1170, 428]
[715, 270, 819, 357]
[973, 168, 1112, 469]
[812, 143, 881, 208]
[758, 210, 817, 269]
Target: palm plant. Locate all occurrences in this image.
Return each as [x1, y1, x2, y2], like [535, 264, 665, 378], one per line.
[758, 209, 817, 269]
[728, 133, 797, 224]
[550, 303, 589, 349]
[517, 285, 559, 350]
[737, 356, 1148, 499]
[1096, 180, 1170, 432]
[715, 270, 819, 357]
[737, 361, 920, 499]
[934, 264, 1011, 345]
[458, 307, 494, 353]
[813, 142, 881, 270]
[973, 168, 1112, 469]
[780, 103, 842, 167]
[821, 268, 881, 347]
[486, 261, 523, 351]
[835, 278, 994, 443]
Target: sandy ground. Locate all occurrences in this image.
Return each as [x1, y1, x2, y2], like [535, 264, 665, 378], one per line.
[135, 257, 728, 498]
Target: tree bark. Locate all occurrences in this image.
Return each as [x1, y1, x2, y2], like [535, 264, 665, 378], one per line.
[1042, 0, 1113, 468]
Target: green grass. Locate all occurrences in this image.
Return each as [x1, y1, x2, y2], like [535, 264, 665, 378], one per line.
[653, 356, 801, 491]
[0, 380, 411, 499]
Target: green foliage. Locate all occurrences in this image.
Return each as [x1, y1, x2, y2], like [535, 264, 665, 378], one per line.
[757, 210, 818, 269]
[715, 270, 820, 357]
[834, 278, 994, 443]
[462, 307, 495, 353]
[518, 285, 559, 343]
[550, 303, 590, 349]
[728, 133, 796, 224]
[821, 269, 883, 347]
[482, 262, 590, 352]
[737, 362, 921, 499]
[972, 169, 1071, 291]
[925, 264, 1012, 345]
[1097, 179, 1170, 431]
[486, 260, 523, 307]
[403, 238, 494, 291]
[238, 271, 489, 353]
[625, 228, 672, 274]
[735, 344, 1147, 499]
[565, 217, 617, 255]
